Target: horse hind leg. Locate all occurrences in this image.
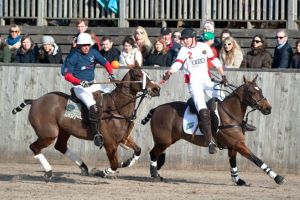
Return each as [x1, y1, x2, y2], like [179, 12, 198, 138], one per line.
[54, 131, 89, 176]
[149, 144, 170, 181]
[235, 141, 285, 185]
[30, 138, 56, 182]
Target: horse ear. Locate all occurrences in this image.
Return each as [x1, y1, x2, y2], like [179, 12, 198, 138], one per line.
[252, 74, 258, 83]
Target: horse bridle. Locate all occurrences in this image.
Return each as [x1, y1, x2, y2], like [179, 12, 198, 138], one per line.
[218, 84, 266, 131]
[108, 70, 152, 121]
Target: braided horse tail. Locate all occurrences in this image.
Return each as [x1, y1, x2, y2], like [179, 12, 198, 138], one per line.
[141, 108, 155, 125]
[12, 99, 33, 114]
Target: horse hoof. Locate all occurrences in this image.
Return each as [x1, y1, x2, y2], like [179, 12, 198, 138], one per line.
[236, 178, 246, 186]
[90, 168, 106, 178]
[152, 174, 163, 182]
[43, 170, 52, 183]
[275, 175, 285, 185]
[79, 163, 89, 176]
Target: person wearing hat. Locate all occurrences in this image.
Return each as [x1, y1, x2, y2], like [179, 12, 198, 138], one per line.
[161, 27, 181, 64]
[62, 32, 116, 149]
[37, 35, 62, 63]
[162, 28, 228, 154]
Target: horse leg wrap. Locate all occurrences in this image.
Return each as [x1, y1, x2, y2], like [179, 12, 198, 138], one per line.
[260, 163, 277, 179]
[34, 154, 52, 172]
[65, 149, 83, 166]
[230, 167, 240, 183]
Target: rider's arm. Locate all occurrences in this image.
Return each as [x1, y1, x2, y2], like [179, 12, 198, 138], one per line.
[64, 73, 81, 85]
[94, 49, 113, 74]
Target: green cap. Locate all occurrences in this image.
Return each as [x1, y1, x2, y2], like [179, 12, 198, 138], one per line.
[203, 32, 215, 41]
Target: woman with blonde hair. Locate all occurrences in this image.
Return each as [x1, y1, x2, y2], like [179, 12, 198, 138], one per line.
[219, 37, 243, 68]
[133, 26, 152, 60]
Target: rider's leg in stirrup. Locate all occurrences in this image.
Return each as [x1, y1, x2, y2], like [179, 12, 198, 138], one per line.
[89, 104, 104, 148]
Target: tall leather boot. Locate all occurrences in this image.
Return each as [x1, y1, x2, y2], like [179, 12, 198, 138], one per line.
[89, 104, 104, 148]
[198, 108, 217, 154]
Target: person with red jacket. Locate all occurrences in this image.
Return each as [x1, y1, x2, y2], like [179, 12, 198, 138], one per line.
[62, 33, 116, 148]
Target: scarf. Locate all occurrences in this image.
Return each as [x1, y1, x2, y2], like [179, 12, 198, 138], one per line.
[7, 35, 21, 46]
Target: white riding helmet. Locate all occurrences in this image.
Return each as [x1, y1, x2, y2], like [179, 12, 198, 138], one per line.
[77, 33, 93, 45]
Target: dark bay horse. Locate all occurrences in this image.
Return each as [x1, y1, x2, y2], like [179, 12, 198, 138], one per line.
[12, 67, 160, 182]
[141, 75, 285, 185]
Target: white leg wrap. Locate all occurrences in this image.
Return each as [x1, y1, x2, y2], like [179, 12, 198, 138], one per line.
[151, 160, 157, 167]
[103, 168, 116, 176]
[65, 149, 83, 166]
[230, 167, 240, 183]
[34, 154, 52, 172]
[260, 163, 277, 179]
[134, 155, 140, 161]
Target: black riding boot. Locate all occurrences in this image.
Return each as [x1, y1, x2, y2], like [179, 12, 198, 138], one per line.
[199, 108, 217, 154]
[89, 105, 104, 148]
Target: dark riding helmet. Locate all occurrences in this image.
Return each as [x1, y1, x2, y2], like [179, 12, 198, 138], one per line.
[180, 28, 197, 39]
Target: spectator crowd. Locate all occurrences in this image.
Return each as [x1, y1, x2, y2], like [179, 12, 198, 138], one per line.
[1, 19, 300, 69]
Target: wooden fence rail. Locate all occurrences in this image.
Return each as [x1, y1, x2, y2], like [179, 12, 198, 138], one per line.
[0, 64, 299, 173]
[0, 0, 299, 29]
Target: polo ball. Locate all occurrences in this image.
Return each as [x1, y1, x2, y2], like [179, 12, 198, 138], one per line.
[111, 60, 120, 69]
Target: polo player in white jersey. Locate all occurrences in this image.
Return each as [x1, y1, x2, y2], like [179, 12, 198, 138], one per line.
[162, 28, 229, 154]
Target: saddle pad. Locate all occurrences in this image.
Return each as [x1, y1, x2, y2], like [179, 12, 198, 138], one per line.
[183, 107, 203, 135]
[64, 99, 82, 120]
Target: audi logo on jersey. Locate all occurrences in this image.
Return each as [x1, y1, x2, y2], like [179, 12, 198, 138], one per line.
[191, 58, 205, 65]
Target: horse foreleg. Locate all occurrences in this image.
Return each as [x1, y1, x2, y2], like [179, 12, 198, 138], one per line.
[92, 145, 119, 178]
[120, 136, 141, 168]
[235, 141, 285, 185]
[228, 148, 247, 186]
[30, 138, 55, 182]
[54, 132, 89, 176]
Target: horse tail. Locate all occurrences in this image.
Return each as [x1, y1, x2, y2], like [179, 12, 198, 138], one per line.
[141, 108, 155, 125]
[12, 99, 33, 114]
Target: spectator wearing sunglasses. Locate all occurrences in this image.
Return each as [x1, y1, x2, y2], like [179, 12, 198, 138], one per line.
[241, 34, 272, 68]
[290, 39, 300, 68]
[272, 29, 293, 68]
[219, 37, 243, 68]
[6, 24, 22, 61]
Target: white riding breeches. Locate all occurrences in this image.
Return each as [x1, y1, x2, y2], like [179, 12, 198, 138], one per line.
[73, 84, 103, 108]
[188, 78, 225, 112]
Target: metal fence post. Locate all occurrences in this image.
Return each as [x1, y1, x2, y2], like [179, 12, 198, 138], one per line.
[119, 0, 128, 27]
[37, 0, 45, 26]
[287, 0, 298, 30]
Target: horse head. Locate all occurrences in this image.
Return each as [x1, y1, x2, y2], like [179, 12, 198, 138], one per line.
[119, 66, 160, 97]
[242, 75, 272, 115]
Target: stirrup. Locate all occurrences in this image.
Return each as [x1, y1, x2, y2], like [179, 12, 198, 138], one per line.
[208, 142, 217, 154]
[93, 134, 104, 148]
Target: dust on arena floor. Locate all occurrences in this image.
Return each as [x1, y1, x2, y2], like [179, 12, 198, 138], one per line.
[0, 163, 299, 200]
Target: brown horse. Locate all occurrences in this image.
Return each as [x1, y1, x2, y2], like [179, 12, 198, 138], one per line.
[12, 67, 160, 182]
[141, 75, 285, 185]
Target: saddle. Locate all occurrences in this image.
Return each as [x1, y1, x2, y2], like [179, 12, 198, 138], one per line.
[186, 97, 219, 134]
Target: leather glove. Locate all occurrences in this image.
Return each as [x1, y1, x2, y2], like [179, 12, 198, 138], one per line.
[162, 71, 171, 81]
[108, 74, 117, 81]
[80, 80, 91, 88]
[221, 75, 229, 86]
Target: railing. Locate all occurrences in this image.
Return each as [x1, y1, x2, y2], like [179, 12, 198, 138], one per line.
[0, 0, 299, 29]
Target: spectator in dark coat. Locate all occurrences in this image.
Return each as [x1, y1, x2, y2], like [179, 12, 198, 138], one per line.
[144, 37, 171, 67]
[0, 34, 12, 62]
[14, 34, 38, 63]
[100, 36, 120, 63]
[161, 27, 181, 65]
[289, 39, 300, 69]
[37, 36, 62, 64]
[241, 34, 272, 68]
[272, 29, 293, 68]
